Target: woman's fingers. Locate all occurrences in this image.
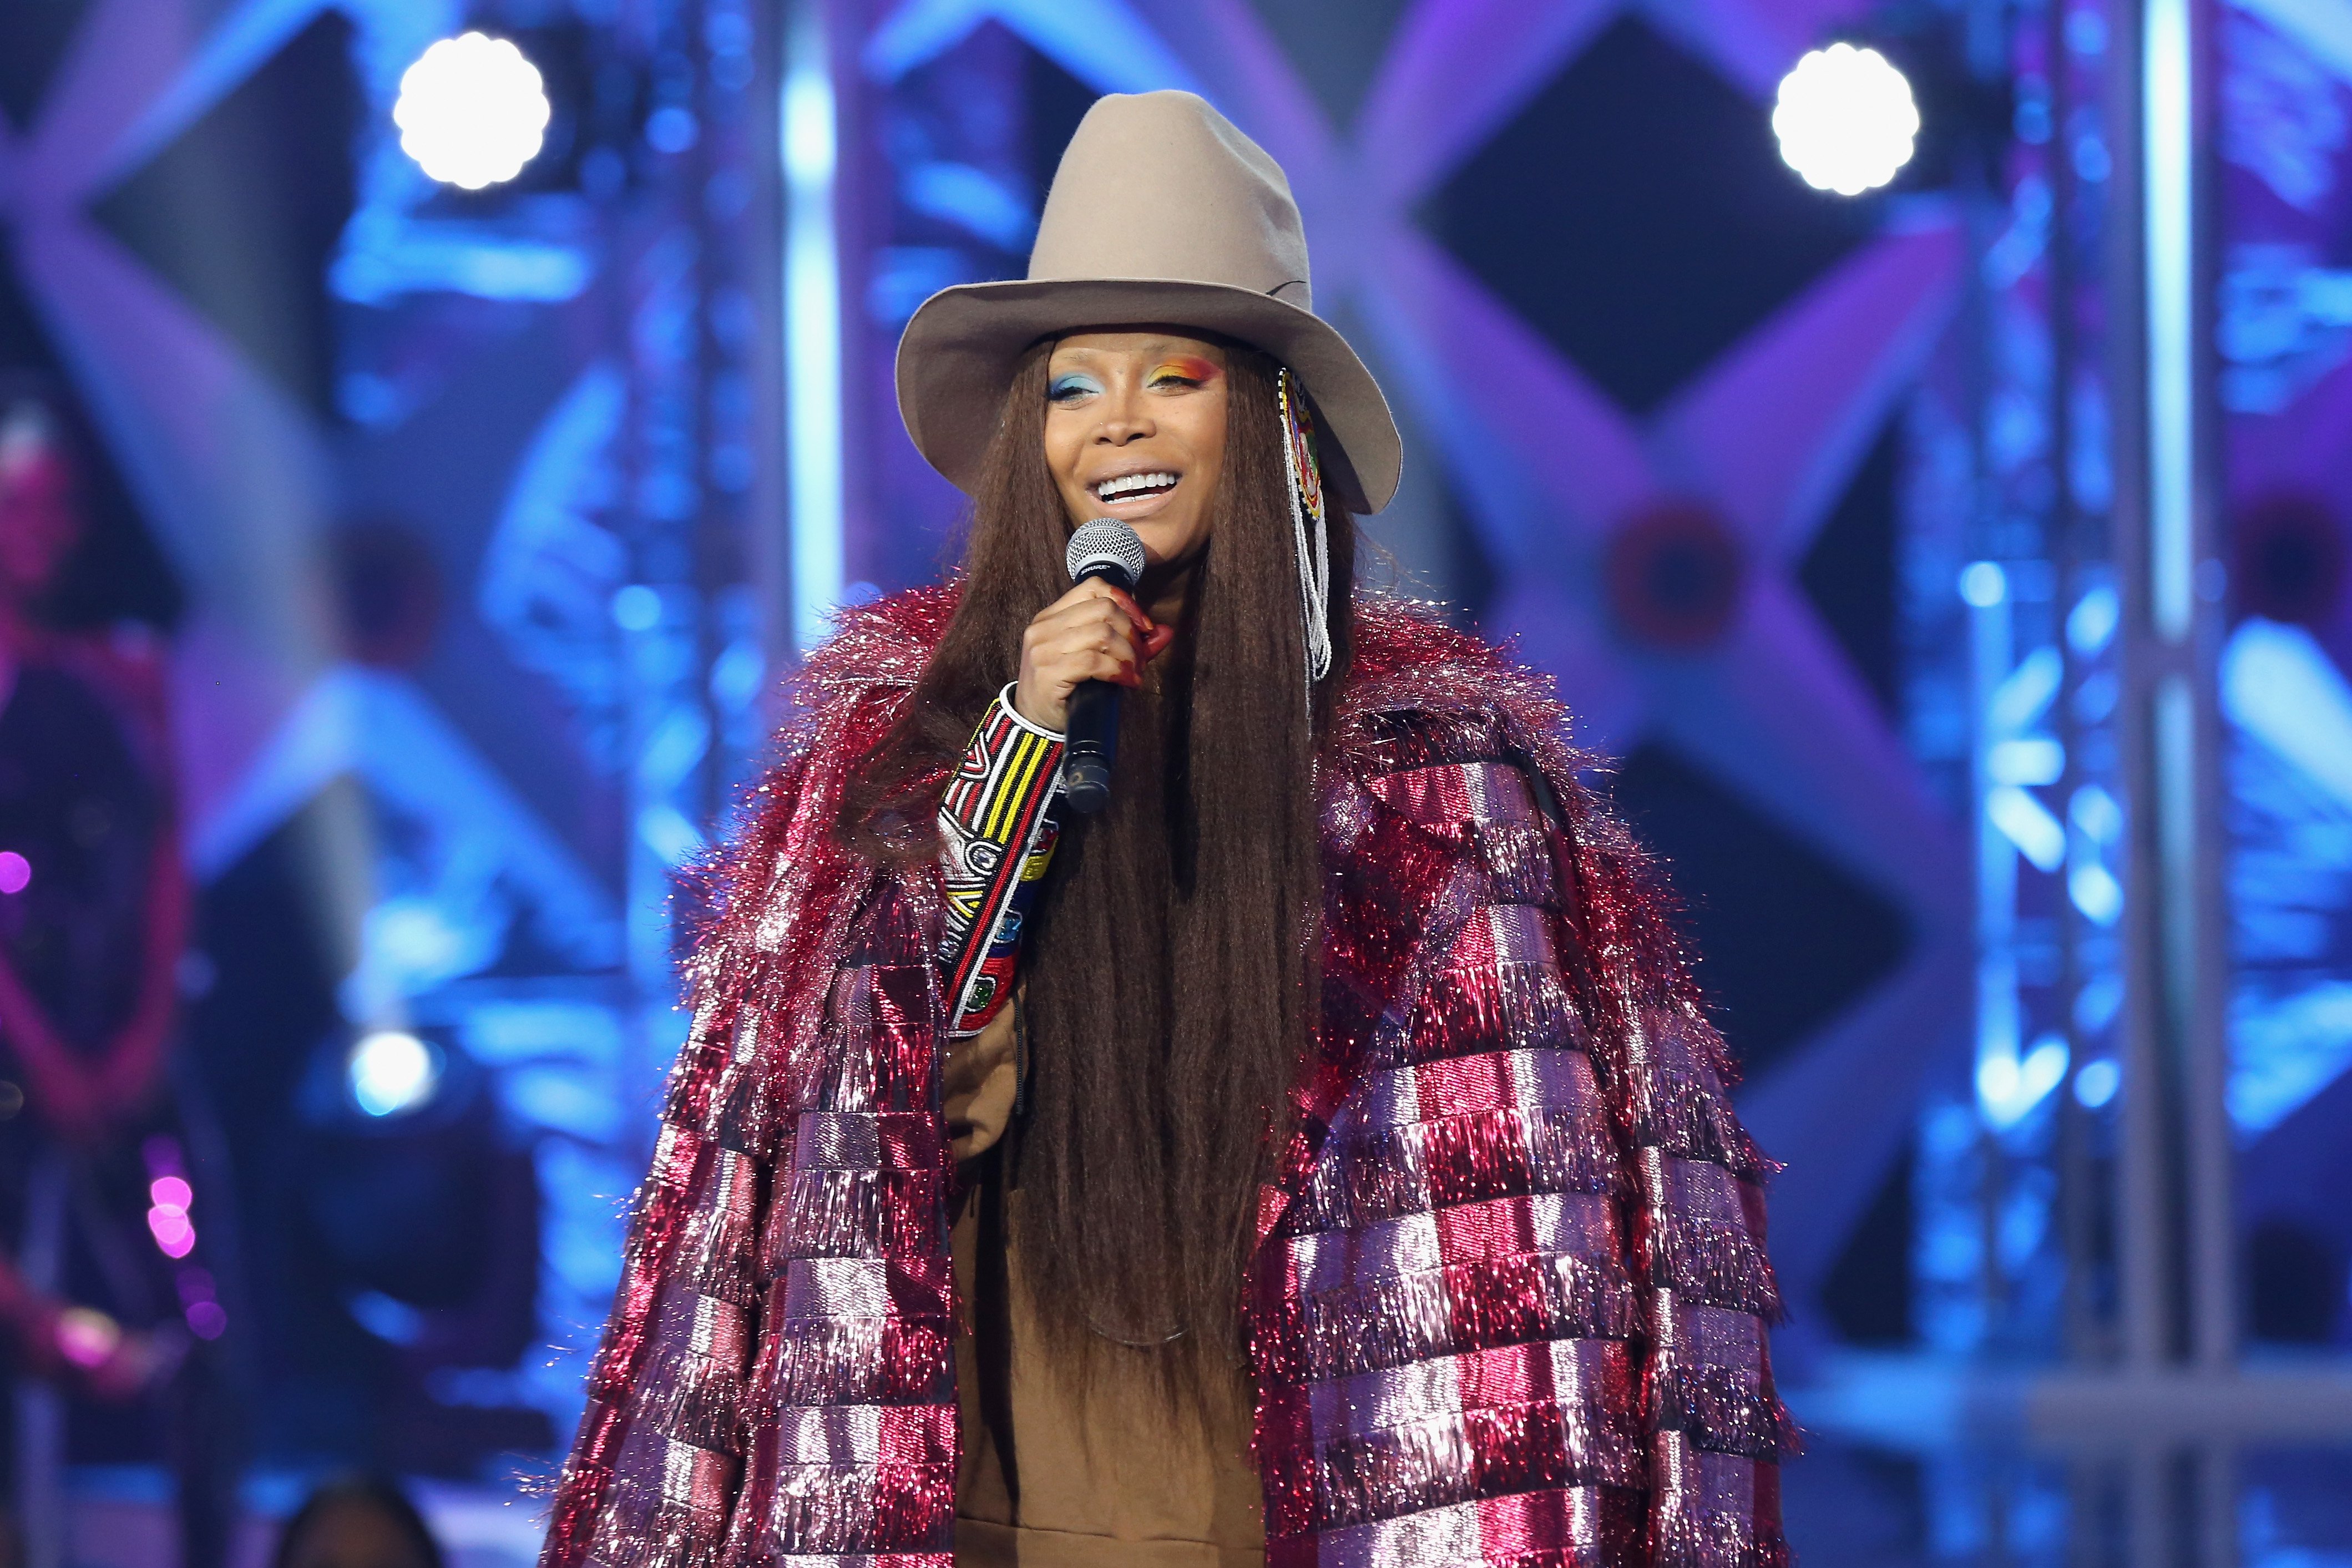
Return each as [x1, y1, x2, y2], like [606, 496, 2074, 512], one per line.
[1049, 628, 1140, 682]
[1014, 578, 1165, 726]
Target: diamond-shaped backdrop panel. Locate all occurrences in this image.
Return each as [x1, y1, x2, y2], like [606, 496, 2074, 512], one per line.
[1021, 39, 1104, 214]
[88, 13, 359, 417]
[1820, 1137, 1915, 1341]
[1427, 16, 1873, 415]
[1611, 741, 1914, 1078]
[1244, 0, 1417, 129]
[0, 0, 94, 133]
[1798, 417, 1903, 716]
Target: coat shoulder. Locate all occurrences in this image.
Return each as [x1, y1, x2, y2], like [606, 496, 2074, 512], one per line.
[794, 581, 960, 706]
[1337, 594, 1588, 785]
[723, 582, 959, 872]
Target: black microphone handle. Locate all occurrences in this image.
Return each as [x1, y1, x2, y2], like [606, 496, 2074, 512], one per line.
[1061, 677, 1121, 815]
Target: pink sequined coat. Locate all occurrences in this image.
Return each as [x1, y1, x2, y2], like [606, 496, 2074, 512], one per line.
[541, 588, 1790, 1568]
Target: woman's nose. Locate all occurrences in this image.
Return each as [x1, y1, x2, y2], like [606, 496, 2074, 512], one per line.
[1096, 406, 1155, 443]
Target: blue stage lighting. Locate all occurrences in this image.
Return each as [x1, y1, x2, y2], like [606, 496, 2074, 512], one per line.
[2074, 1057, 2121, 1109]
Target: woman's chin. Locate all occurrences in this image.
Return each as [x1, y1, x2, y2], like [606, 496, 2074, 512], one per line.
[1132, 515, 1207, 564]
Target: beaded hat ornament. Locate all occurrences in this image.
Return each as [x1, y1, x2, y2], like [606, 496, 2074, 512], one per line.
[1277, 368, 1333, 699]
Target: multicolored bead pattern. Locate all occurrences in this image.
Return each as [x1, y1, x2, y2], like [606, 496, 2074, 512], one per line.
[538, 587, 1790, 1568]
[936, 685, 1063, 1039]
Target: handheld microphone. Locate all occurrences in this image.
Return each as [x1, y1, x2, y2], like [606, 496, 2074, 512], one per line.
[1060, 519, 1149, 815]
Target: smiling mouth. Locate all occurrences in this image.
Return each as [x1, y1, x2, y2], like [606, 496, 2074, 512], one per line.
[1092, 471, 1180, 504]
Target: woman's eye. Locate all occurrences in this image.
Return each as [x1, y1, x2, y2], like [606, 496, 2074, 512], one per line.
[1048, 375, 1101, 403]
[1145, 357, 1217, 391]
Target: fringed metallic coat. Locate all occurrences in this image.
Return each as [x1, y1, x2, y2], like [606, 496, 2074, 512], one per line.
[540, 589, 1792, 1568]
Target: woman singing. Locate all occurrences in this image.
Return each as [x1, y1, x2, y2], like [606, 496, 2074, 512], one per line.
[544, 92, 1788, 1567]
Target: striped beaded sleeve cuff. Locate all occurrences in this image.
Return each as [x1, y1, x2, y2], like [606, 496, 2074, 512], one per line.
[937, 685, 1064, 1038]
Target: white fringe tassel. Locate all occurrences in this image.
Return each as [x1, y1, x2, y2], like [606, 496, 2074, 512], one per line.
[1279, 369, 1334, 705]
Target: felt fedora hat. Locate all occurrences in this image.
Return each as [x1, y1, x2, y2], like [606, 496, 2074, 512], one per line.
[896, 90, 1402, 514]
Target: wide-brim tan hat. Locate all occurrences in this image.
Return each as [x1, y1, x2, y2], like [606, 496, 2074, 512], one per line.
[896, 90, 1401, 514]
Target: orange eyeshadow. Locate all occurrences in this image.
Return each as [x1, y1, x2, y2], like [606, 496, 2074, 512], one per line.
[1151, 356, 1220, 382]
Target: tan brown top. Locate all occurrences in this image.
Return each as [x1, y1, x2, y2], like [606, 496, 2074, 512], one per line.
[945, 1008, 1264, 1567]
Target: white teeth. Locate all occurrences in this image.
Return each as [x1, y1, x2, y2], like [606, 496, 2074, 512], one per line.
[1094, 471, 1177, 500]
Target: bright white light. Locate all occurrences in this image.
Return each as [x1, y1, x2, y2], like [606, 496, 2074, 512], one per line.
[394, 33, 550, 190]
[350, 1030, 442, 1117]
[783, 14, 844, 655]
[1773, 43, 1920, 196]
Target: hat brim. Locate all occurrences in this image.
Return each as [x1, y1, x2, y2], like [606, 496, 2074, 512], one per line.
[895, 277, 1401, 514]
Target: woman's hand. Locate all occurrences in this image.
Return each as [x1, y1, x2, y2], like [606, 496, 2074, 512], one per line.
[1014, 580, 1177, 731]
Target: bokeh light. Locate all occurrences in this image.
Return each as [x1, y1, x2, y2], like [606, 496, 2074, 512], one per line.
[1771, 43, 1920, 196]
[349, 1030, 442, 1118]
[147, 1207, 195, 1258]
[0, 852, 29, 895]
[54, 1308, 120, 1369]
[393, 33, 550, 190]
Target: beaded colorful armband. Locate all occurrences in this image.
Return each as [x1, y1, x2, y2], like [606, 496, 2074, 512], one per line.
[938, 684, 1064, 1037]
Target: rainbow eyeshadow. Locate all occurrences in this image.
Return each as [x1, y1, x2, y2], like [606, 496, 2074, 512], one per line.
[1048, 371, 1104, 401]
[1148, 356, 1220, 386]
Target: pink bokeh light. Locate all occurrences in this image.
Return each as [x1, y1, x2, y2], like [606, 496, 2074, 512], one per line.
[149, 1176, 192, 1212]
[0, 853, 28, 896]
[147, 1208, 195, 1258]
[54, 1309, 119, 1369]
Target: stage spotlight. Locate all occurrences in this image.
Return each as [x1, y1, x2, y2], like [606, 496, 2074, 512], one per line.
[394, 32, 551, 190]
[1772, 43, 1920, 195]
[349, 1030, 442, 1118]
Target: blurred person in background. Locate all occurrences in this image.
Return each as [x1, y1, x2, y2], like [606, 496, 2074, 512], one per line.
[270, 1476, 443, 1568]
[0, 377, 235, 1568]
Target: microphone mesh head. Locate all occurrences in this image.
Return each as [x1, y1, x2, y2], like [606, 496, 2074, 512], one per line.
[1066, 519, 1147, 591]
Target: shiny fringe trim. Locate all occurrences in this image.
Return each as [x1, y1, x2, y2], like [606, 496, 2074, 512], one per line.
[752, 1317, 954, 1409]
[579, 1470, 732, 1568]
[750, 1464, 955, 1555]
[801, 1015, 937, 1118]
[615, 1339, 747, 1453]
[1286, 1103, 1618, 1232]
[1394, 960, 1582, 1070]
[734, 1554, 951, 1568]
[1462, 821, 1561, 909]
[1284, 1394, 1645, 1534]
[1281, 1256, 1637, 1382]
[581, 1326, 743, 1457]
[1623, 1050, 1767, 1181]
[1653, 1507, 1793, 1568]
[1264, 1485, 1649, 1568]
[1651, 1363, 1788, 1460]
[1646, 1210, 1783, 1320]
[676, 1162, 764, 1309]
[705, 1049, 786, 1156]
[776, 1169, 943, 1262]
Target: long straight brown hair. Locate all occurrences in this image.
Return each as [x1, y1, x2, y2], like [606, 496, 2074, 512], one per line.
[840, 338, 1355, 1391]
